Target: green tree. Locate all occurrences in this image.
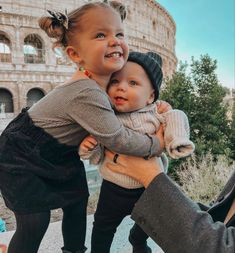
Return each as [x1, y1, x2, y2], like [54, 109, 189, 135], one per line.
[190, 55, 230, 157]
[161, 62, 195, 113]
[230, 99, 235, 159]
[160, 62, 196, 174]
[160, 55, 232, 174]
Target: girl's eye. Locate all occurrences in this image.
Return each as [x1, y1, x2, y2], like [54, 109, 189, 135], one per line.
[116, 32, 124, 38]
[129, 80, 137, 86]
[96, 33, 105, 39]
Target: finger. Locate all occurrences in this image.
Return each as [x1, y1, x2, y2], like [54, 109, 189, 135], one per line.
[157, 100, 172, 113]
[158, 126, 164, 139]
[106, 162, 125, 174]
[105, 150, 115, 160]
[105, 150, 125, 165]
[84, 142, 96, 150]
[156, 100, 162, 105]
[156, 100, 162, 109]
[165, 104, 172, 111]
[158, 124, 164, 132]
[87, 137, 97, 145]
[79, 146, 89, 153]
[156, 123, 164, 134]
[157, 102, 165, 113]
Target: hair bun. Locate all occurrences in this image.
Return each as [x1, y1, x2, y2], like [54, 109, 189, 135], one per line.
[39, 16, 64, 40]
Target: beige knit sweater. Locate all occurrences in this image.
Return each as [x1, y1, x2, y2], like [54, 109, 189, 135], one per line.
[79, 103, 195, 189]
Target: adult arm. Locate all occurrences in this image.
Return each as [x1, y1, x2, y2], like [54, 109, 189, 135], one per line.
[105, 151, 235, 253]
[132, 174, 235, 253]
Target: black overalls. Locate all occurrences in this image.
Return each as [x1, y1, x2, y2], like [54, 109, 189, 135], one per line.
[0, 110, 89, 214]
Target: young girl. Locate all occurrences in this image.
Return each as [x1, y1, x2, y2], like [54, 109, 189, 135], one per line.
[0, 2, 163, 253]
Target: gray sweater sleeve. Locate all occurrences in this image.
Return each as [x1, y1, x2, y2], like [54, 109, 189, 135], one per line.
[68, 86, 161, 157]
[131, 174, 235, 253]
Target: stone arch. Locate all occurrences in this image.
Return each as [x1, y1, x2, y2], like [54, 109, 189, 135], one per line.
[24, 34, 45, 64]
[26, 88, 45, 107]
[0, 32, 12, 63]
[0, 88, 14, 113]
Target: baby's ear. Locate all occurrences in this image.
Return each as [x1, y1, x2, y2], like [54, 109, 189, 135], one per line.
[65, 46, 82, 64]
[147, 90, 155, 105]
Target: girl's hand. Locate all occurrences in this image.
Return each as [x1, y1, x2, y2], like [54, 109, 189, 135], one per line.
[79, 135, 97, 154]
[156, 100, 172, 114]
[105, 150, 163, 188]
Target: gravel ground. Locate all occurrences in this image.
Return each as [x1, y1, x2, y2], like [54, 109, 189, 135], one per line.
[0, 194, 17, 231]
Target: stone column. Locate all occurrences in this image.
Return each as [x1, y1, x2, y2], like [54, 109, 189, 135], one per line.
[13, 24, 24, 65]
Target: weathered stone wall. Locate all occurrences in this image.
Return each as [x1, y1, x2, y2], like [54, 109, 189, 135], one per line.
[0, 0, 177, 115]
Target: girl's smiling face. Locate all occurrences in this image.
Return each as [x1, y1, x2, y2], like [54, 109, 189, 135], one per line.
[67, 6, 129, 79]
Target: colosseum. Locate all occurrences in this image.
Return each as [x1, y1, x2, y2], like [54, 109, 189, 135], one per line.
[0, 0, 177, 129]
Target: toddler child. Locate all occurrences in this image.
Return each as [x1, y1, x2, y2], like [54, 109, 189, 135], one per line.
[0, 3, 163, 253]
[80, 51, 195, 253]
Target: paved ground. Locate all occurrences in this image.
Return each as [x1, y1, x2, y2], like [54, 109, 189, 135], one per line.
[0, 215, 164, 253]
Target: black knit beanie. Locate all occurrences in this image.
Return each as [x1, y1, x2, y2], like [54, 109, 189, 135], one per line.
[128, 51, 163, 102]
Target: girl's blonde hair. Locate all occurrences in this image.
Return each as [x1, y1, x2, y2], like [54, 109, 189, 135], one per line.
[38, 1, 126, 49]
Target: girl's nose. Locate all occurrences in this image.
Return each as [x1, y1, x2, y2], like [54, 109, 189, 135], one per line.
[109, 36, 120, 47]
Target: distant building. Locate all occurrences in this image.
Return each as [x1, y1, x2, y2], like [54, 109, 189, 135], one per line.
[224, 88, 234, 120]
[0, 0, 177, 119]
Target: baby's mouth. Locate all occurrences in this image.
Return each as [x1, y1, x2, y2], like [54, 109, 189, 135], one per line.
[114, 96, 127, 102]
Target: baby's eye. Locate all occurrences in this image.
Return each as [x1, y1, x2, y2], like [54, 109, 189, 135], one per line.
[109, 79, 119, 85]
[116, 32, 124, 39]
[129, 80, 138, 86]
[96, 33, 105, 39]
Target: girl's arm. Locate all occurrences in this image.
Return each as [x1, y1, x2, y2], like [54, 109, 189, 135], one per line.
[69, 85, 163, 157]
[79, 136, 104, 165]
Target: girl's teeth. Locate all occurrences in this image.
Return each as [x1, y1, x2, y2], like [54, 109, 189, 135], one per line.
[112, 53, 119, 57]
[109, 53, 120, 58]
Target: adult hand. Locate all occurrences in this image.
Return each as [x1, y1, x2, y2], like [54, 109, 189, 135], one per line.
[155, 124, 165, 152]
[105, 150, 163, 187]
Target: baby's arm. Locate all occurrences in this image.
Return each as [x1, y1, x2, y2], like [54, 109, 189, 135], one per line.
[79, 135, 104, 165]
[161, 110, 195, 159]
[155, 101, 194, 158]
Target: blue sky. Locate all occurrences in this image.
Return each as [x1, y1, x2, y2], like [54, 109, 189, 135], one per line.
[156, 0, 235, 89]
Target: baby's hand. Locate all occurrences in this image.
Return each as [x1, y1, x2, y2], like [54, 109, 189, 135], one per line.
[79, 135, 98, 154]
[156, 100, 172, 114]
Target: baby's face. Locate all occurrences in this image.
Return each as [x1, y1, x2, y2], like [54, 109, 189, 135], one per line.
[107, 61, 154, 112]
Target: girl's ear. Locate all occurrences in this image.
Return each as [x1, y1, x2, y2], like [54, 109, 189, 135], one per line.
[147, 90, 155, 105]
[65, 46, 82, 63]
